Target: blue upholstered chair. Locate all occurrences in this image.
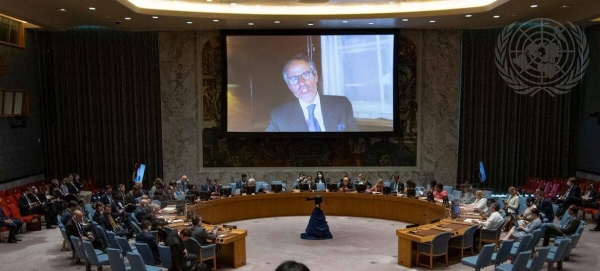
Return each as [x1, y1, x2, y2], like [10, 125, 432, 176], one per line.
[158, 244, 173, 269]
[82, 240, 110, 271]
[94, 225, 110, 249]
[126, 252, 163, 271]
[116, 236, 138, 256]
[106, 230, 121, 250]
[460, 243, 495, 271]
[557, 233, 579, 268]
[417, 231, 453, 269]
[107, 248, 131, 271]
[526, 246, 551, 271]
[130, 220, 142, 234]
[546, 238, 570, 271]
[449, 225, 478, 258]
[491, 240, 515, 266]
[70, 236, 89, 265]
[480, 218, 506, 249]
[185, 237, 217, 270]
[495, 250, 532, 271]
[443, 185, 454, 195]
[135, 242, 159, 266]
[510, 234, 533, 263]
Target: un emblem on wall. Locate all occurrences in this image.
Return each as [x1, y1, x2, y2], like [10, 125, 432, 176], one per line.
[495, 18, 589, 96]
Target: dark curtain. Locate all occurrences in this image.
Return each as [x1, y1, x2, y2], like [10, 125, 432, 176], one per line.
[457, 29, 579, 192]
[35, 29, 162, 189]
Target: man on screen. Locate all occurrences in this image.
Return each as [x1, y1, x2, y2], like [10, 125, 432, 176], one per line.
[265, 54, 358, 132]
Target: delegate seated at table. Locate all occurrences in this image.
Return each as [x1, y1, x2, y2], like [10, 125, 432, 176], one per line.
[338, 177, 355, 193]
[366, 179, 384, 193]
[433, 183, 447, 200]
[463, 190, 488, 213]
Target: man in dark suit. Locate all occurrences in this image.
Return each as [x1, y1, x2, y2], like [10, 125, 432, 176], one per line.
[557, 178, 582, 217]
[543, 205, 581, 246]
[98, 205, 129, 237]
[135, 220, 161, 264]
[200, 178, 216, 194]
[265, 54, 358, 132]
[0, 198, 22, 243]
[190, 216, 217, 246]
[61, 201, 79, 226]
[19, 186, 55, 229]
[164, 228, 197, 271]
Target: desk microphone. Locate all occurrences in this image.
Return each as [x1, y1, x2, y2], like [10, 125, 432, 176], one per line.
[414, 213, 427, 234]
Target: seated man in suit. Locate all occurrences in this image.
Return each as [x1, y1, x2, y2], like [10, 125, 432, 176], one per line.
[135, 220, 161, 264]
[165, 228, 198, 271]
[236, 174, 248, 192]
[265, 53, 358, 132]
[20, 186, 55, 229]
[200, 178, 216, 194]
[61, 200, 79, 226]
[99, 205, 130, 237]
[0, 198, 22, 243]
[543, 205, 580, 245]
[134, 199, 152, 223]
[190, 216, 217, 246]
[338, 177, 355, 193]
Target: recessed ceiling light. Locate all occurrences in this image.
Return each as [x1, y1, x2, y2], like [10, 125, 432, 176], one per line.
[493, 15, 500, 18]
[402, 19, 408, 22]
[152, 16, 159, 19]
[274, 21, 280, 24]
[89, 7, 96, 11]
[207, 0, 212, 2]
[231, 2, 237, 6]
[213, 19, 219, 22]
[531, 4, 538, 8]
[342, 20, 348, 23]
[429, 20, 435, 23]
[125, 17, 131, 20]
[465, 14, 472, 18]
[368, 22, 374, 25]
[308, 22, 314, 26]
[57, 8, 67, 12]
[248, 22, 254, 25]
[187, 21, 193, 24]
[560, 4, 571, 8]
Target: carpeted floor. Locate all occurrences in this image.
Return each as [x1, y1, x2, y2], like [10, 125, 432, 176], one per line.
[2, 214, 600, 271]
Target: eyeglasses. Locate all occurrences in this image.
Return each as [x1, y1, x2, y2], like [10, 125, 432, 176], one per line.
[287, 71, 313, 84]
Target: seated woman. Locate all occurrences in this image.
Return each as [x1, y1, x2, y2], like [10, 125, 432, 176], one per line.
[295, 175, 316, 191]
[503, 186, 520, 231]
[433, 183, 447, 200]
[515, 197, 537, 227]
[405, 180, 417, 198]
[464, 190, 488, 213]
[502, 209, 542, 241]
[314, 171, 327, 184]
[366, 179, 385, 193]
[356, 173, 372, 189]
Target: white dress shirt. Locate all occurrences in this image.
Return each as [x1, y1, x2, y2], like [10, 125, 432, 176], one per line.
[298, 93, 325, 131]
[480, 211, 504, 229]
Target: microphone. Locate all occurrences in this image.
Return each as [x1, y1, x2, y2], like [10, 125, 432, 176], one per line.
[411, 214, 427, 234]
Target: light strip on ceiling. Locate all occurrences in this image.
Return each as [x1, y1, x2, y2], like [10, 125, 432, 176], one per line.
[123, 0, 503, 16]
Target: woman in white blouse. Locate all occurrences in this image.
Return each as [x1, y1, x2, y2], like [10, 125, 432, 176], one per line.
[469, 190, 488, 213]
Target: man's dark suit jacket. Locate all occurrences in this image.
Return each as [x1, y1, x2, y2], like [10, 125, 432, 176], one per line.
[164, 230, 186, 271]
[265, 95, 359, 132]
[61, 209, 74, 226]
[18, 194, 32, 216]
[561, 215, 581, 235]
[191, 225, 217, 246]
[136, 231, 161, 263]
[65, 218, 82, 239]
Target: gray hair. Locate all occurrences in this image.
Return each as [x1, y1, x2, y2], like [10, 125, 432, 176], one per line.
[282, 53, 318, 84]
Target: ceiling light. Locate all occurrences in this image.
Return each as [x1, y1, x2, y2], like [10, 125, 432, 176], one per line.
[389, 1, 395, 3]
[465, 14, 472, 18]
[89, 7, 96, 11]
[342, 20, 348, 23]
[187, 21, 193, 24]
[231, 3, 237, 6]
[402, 19, 408, 22]
[493, 15, 500, 18]
[368, 22, 374, 25]
[248, 22, 254, 25]
[560, 4, 571, 8]
[274, 21, 280, 24]
[308, 22, 314, 26]
[58, 8, 67, 12]
[430, 20, 435, 23]
[152, 16, 159, 19]
[213, 19, 219, 22]
[125, 17, 131, 20]
[207, 0, 212, 1]
[531, 4, 538, 8]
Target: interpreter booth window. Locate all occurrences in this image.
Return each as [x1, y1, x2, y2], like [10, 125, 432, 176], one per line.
[0, 89, 28, 116]
[320, 35, 394, 126]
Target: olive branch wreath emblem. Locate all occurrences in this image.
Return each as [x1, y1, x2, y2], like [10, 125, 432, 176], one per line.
[495, 20, 589, 97]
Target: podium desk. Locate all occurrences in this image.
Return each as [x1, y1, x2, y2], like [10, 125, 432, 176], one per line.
[396, 219, 473, 267]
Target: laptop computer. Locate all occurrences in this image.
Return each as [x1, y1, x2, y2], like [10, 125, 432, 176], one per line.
[300, 183, 309, 192]
[355, 184, 366, 193]
[327, 183, 338, 192]
[383, 186, 392, 195]
[220, 187, 232, 197]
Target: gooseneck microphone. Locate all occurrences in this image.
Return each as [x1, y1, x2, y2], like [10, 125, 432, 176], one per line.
[414, 213, 427, 234]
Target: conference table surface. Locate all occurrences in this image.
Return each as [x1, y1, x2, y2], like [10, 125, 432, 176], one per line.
[190, 192, 446, 225]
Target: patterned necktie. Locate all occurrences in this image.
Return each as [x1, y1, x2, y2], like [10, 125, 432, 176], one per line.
[306, 104, 321, 131]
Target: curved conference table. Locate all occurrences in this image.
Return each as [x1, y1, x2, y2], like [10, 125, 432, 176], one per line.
[189, 192, 446, 268]
[190, 192, 445, 225]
